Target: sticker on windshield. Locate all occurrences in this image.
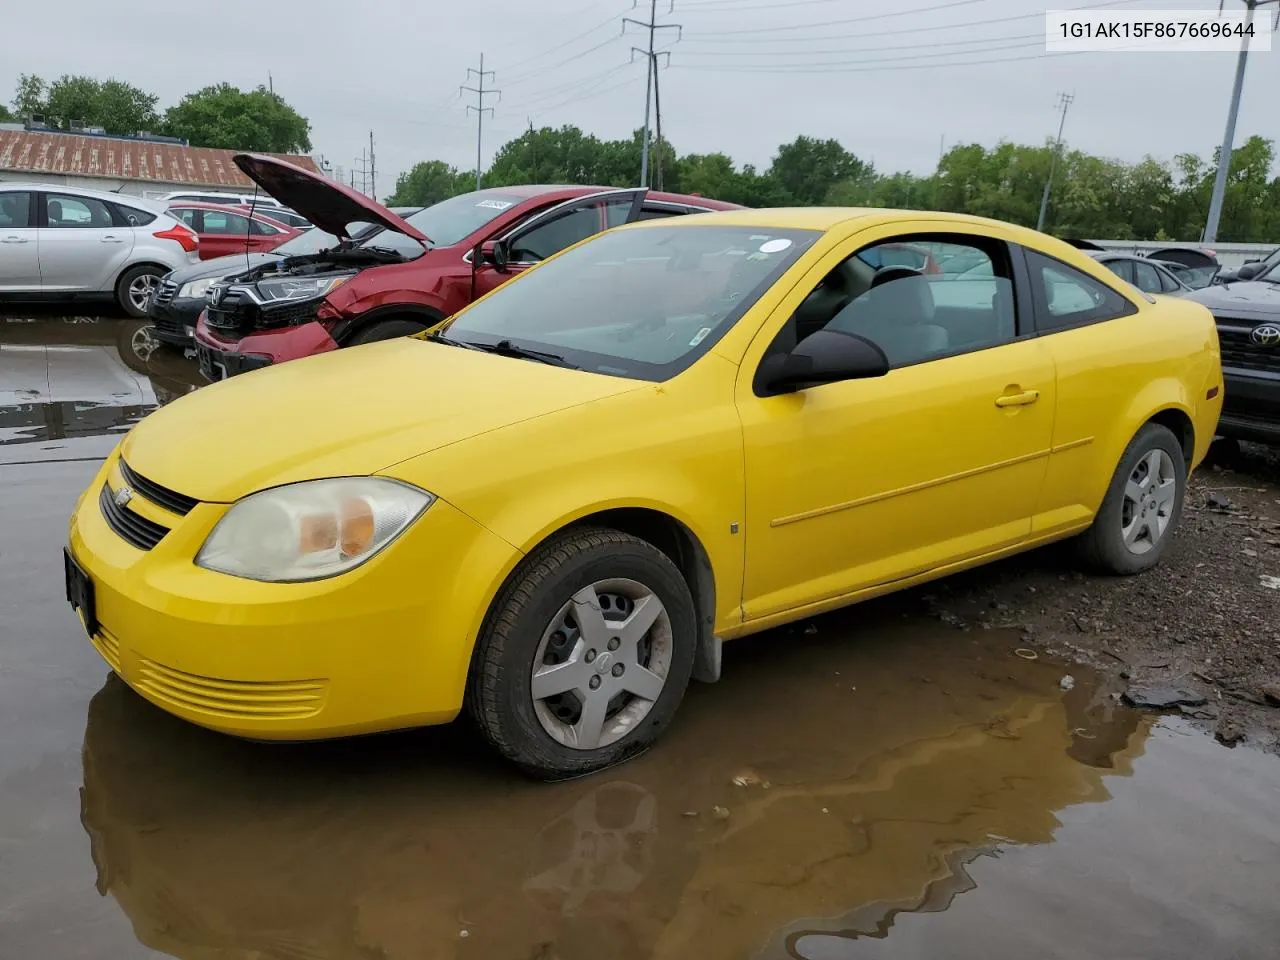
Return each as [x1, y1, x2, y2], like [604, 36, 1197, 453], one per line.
[689, 327, 713, 347]
[758, 238, 792, 254]
[476, 199, 514, 210]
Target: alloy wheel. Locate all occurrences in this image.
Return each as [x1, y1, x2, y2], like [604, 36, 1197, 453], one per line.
[128, 273, 159, 314]
[1120, 448, 1177, 554]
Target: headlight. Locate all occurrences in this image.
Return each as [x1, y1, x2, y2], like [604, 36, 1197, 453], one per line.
[179, 278, 216, 300]
[195, 478, 434, 582]
[255, 273, 354, 305]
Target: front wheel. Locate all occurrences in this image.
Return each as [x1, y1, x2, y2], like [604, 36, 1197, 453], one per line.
[1076, 422, 1186, 575]
[467, 528, 697, 780]
[115, 265, 164, 319]
[346, 318, 427, 345]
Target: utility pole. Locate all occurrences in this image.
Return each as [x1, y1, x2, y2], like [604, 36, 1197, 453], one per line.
[1036, 91, 1074, 233]
[369, 131, 376, 202]
[268, 73, 273, 96]
[1203, 0, 1278, 244]
[461, 54, 500, 190]
[355, 149, 370, 196]
[624, 1, 681, 188]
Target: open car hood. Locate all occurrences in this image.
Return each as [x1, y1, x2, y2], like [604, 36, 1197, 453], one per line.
[233, 154, 430, 244]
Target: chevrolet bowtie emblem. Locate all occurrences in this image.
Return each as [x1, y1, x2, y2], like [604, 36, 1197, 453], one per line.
[114, 486, 133, 508]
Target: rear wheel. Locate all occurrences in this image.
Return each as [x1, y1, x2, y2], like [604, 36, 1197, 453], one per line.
[1077, 423, 1186, 575]
[347, 318, 427, 345]
[467, 527, 697, 781]
[115, 265, 164, 319]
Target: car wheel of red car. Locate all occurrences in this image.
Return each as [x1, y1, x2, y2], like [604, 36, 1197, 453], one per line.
[347, 318, 428, 346]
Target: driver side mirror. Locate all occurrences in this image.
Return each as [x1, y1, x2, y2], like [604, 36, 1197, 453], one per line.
[1236, 261, 1263, 281]
[476, 239, 510, 273]
[757, 329, 890, 397]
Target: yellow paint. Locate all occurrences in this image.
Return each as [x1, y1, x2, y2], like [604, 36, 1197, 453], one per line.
[67, 208, 1223, 740]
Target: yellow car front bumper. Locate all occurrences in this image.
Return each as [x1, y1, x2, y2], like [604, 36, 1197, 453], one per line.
[67, 459, 519, 740]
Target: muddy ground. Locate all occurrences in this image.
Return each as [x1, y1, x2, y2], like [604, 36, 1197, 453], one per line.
[918, 441, 1280, 753]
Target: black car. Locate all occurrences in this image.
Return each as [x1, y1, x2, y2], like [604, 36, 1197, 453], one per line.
[1087, 252, 1191, 297]
[1184, 268, 1280, 444]
[146, 207, 423, 347]
[1215, 246, 1280, 285]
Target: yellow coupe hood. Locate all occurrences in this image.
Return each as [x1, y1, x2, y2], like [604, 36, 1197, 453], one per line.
[120, 339, 640, 503]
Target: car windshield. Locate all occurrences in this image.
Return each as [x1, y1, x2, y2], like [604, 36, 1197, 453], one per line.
[361, 191, 527, 258]
[437, 224, 820, 381]
[1254, 247, 1280, 281]
[272, 222, 379, 256]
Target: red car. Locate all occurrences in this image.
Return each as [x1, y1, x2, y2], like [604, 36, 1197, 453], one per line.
[193, 154, 741, 379]
[167, 201, 301, 261]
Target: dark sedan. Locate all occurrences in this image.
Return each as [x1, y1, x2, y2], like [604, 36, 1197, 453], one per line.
[147, 207, 422, 348]
[1086, 252, 1191, 297]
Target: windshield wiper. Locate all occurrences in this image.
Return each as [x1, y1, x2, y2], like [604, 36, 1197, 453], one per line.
[424, 331, 484, 351]
[467, 339, 577, 368]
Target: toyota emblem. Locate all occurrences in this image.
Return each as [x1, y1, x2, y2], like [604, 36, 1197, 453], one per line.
[114, 486, 134, 508]
[1251, 323, 1280, 347]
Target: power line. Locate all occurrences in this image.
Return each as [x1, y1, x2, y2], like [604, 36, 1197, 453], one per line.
[677, 31, 1041, 57]
[501, 61, 633, 113]
[503, 34, 624, 86]
[683, 0, 1148, 42]
[671, 48, 1090, 74]
[681, 37, 1044, 69]
[625, 0, 682, 188]
[502, 5, 633, 73]
[461, 53, 501, 190]
[1037, 92, 1075, 232]
[683, 0, 993, 35]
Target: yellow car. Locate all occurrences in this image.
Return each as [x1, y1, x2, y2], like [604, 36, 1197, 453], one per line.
[65, 207, 1222, 779]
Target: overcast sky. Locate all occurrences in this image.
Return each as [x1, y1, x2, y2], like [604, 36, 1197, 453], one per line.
[5, 0, 1278, 197]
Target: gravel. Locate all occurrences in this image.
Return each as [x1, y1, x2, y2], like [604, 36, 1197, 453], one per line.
[922, 440, 1280, 752]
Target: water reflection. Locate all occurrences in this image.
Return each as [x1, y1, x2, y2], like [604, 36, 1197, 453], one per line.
[78, 617, 1151, 960]
[0, 315, 203, 460]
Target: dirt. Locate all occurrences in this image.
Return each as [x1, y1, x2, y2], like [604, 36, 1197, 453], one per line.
[919, 440, 1280, 754]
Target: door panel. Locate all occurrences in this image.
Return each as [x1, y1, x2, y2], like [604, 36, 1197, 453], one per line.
[735, 223, 1055, 621]
[0, 191, 40, 290]
[37, 192, 135, 291]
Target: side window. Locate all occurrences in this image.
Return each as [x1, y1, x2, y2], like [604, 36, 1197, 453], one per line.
[45, 194, 113, 228]
[774, 235, 1018, 370]
[1102, 259, 1134, 285]
[637, 206, 687, 222]
[1158, 267, 1181, 293]
[248, 218, 278, 236]
[1026, 250, 1137, 332]
[509, 204, 602, 262]
[1132, 260, 1162, 295]
[201, 210, 250, 235]
[0, 192, 32, 227]
[111, 203, 156, 227]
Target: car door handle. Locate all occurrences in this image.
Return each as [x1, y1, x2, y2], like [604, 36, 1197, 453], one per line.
[995, 389, 1040, 408]
[100, 235, 126, 243]
[1, 236, 28, 243]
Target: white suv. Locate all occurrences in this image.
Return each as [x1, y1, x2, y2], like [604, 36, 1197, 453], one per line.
[0, 183, 200, 317]
[157, 190, 284, 209]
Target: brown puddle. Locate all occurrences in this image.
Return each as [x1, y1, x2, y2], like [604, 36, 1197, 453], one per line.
[72, 600, 1280, 960]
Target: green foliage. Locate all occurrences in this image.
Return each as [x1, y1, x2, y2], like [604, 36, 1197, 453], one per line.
[163, 84, 311, 153]
[10, 73, 159, 134]
[10, 74, 46, 117]
[386, 160, 472, 206]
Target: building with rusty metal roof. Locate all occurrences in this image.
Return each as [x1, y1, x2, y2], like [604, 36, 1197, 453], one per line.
[0, 125, 325, 199]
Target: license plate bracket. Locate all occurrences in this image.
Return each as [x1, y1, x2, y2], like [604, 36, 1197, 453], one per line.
[197, 346, 228, 381]
[64, 547, 98, 637]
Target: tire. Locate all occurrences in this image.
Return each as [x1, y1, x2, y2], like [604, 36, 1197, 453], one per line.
[1076, 423, 1187, 575]
[346, 318, 427, 345]
[467, 527, 698, 781]
[115, 265, 165, 319]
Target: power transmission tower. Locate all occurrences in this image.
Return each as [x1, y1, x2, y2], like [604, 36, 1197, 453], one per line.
[368, 131, 376, 202]
[1203, 0, 1279, 244]
[461, 54, 501, 190]
[354, 149, 371, 196]
[1036, 92, 1074, 233]
[624, 0, 681, 188]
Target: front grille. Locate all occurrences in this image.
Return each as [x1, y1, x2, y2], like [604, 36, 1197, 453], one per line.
[119, 459, 198, 516]
[153, 278, 178, 306]
[135, 659, 328, 721]
[205, 289, 322, 334]
[1218, 323, 1280, 373]
[99, 482, 170, 550]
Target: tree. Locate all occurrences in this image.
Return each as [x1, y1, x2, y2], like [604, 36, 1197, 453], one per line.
[768, 136, 871, 206]
[386, 161, 470, 206]
[0, 103, 11, 123]
[163, 84, 312, 153]
[40, 74, 159, 134]
[10, 73, 47, 119]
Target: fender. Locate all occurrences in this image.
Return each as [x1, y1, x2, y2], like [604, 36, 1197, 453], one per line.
[331, 302, 446, 344]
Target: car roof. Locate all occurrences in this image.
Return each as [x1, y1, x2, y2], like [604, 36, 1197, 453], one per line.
[466, 184, 741, 210]
[167, 199, 292, 221]
[0, 181, 168, 212]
